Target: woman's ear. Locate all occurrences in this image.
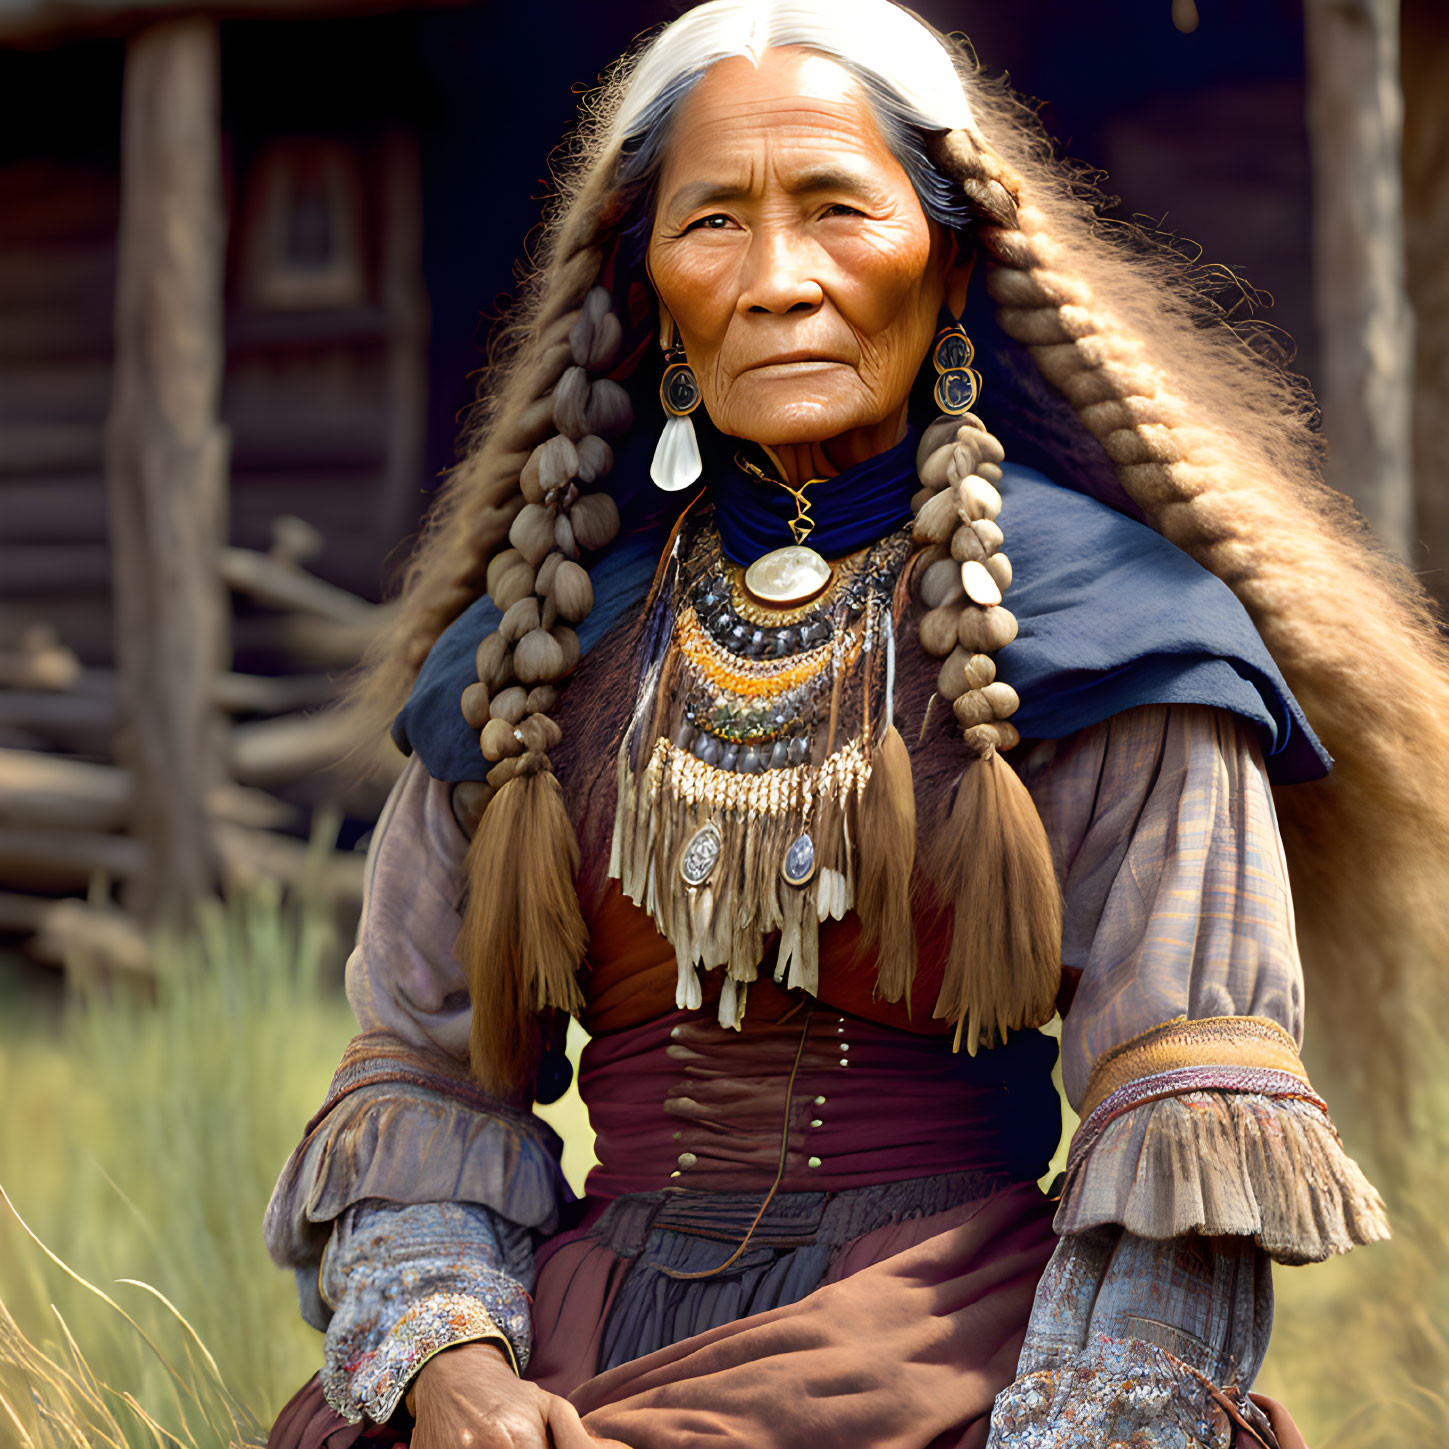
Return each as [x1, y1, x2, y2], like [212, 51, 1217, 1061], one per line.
[645, 255, 674, 349]
[943, 241, 976, 320]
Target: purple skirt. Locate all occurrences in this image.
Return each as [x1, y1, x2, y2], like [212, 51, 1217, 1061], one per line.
[270, 1179, 1056, 1449]
[270, 1007, 1063, 1447]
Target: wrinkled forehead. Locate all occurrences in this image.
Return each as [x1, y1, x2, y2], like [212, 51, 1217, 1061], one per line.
[657, 48, 899, 184]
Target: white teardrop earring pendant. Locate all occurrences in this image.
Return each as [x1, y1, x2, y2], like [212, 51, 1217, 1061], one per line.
[652, 413, 702, 492]
[651, 347, 703, 493]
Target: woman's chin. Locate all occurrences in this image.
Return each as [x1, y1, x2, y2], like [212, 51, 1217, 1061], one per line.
[714, 400, 878, 451]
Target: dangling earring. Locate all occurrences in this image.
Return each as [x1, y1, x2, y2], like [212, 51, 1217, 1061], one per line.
[651, 323, 703, 493]
[931, 319, 984, 416]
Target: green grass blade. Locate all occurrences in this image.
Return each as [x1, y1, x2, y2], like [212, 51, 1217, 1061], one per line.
[0, 1184, 204, 1416]
[0, 1385, 39, 1448]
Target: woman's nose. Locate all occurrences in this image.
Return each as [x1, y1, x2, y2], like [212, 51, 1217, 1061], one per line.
[738, 227, 825, 315]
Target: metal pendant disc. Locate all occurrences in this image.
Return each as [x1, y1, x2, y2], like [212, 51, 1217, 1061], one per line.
[661, 360, 701, 417]
[781, 832, 817, 887]
[744, 545, 832, 606]
[680, 821, 723, 887]
[933, 368, 980, 416]
[933, 329, 974, 372]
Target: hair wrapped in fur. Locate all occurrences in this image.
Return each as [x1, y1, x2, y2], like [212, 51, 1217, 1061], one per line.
[354, 0, 1449, 1119]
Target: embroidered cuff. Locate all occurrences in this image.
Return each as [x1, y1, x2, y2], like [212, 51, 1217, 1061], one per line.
[327, 1291, 518, 1426]
[318, 1200, 534, 1425]
[987, 1335, 1271, 1449]
[1077, 1016, 1312, 1121]
[1059, 1018, 1388, 1263]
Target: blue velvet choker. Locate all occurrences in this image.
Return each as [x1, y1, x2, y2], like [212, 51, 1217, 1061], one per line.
[705, 427, 920, 564]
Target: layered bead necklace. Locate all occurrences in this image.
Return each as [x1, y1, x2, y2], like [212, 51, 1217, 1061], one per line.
[610, 481, 914, 1029]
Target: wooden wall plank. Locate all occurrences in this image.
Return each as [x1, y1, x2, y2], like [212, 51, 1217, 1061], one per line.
[0, 543, 111, 594]
[0, 478, 108, 542]
[0, 421, 105, 475]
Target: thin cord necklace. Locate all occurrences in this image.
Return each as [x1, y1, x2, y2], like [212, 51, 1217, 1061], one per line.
[733, 455, 834, 608]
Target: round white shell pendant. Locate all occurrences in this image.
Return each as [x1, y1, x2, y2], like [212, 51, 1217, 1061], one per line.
[744, 545, 832, 606]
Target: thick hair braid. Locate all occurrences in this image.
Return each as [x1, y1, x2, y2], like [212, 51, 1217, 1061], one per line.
[464, 284, 630, 806]
[969, 195, 1289, 554]
[912, 414, 1021, 753]
[907, 413, 1062, 1050]
[933, 115, 1449, 1123]
[359, 152, 622, 713]
[453, 283, 635, 1094]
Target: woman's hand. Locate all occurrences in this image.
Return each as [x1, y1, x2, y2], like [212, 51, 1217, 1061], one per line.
[407, 1341, 631, 1449]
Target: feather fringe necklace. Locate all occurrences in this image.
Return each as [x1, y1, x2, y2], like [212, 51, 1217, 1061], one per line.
[609, 509, 916, 1029]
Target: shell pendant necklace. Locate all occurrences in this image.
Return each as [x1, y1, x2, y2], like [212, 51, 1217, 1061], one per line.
[735, 454, 832, 607]
[609, 505, 913, 1031]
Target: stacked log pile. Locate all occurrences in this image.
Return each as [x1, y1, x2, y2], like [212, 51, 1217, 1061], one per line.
[0, 18, 407, 978]
[0, 519, 401, 975]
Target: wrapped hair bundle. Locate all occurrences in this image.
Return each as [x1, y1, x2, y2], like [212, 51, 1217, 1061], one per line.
[854, 721, 918, 1005]
[457, 756, 587, 1096]
[451, 285, 629, 1091]
[926, 735, 1061, 1053]
[911, 412, 1062, 1051]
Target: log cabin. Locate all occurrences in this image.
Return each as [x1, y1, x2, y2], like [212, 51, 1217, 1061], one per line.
[0, 0, 1440, 953]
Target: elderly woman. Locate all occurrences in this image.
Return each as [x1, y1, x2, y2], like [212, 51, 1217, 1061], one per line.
[263, 2, 1441, 1446]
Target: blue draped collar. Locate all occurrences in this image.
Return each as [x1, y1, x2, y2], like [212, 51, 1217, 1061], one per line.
[395, 460, 1332, 788]
[705, 427, 919, 564]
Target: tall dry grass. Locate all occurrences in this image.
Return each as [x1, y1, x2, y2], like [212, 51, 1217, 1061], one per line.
[0, 881, 1441, 1447]
[0, 880, 356, 1445]
[1255, 1086, 1449, 1447]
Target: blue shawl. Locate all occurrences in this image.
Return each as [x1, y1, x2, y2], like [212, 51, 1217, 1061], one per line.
[393, 461, 1329, 787]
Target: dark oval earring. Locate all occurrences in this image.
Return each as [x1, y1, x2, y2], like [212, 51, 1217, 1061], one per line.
[652, 325, 703, 492]
[932, 322, 984, 416]
[661, 340, 701, 419]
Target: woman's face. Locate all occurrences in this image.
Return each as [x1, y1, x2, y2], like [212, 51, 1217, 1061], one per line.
[647, 47, 958, 466]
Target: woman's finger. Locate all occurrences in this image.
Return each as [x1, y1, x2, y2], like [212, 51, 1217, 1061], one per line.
[1248, 1393, 1311, 1449]
[544, 1393, 633, 1449]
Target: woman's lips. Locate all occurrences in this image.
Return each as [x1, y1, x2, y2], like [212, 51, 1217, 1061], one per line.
[740, 358, 849, 379]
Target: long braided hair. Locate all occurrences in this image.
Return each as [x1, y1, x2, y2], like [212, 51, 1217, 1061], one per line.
[354, 0, 1449, 1110]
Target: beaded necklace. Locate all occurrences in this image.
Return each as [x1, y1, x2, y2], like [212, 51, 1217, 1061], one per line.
[610, 508, 913, 1028]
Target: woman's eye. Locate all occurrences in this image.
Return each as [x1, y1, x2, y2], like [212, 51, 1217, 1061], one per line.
[683, 213, 733, 232]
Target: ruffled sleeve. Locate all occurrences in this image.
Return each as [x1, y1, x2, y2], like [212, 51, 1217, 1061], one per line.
[263, 757, 571, 1421]
[1025, 704, 1388, 1265]
[342, 753, 478, 1059]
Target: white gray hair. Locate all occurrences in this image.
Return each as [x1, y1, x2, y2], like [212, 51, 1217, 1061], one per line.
[610, 0, 976, 231]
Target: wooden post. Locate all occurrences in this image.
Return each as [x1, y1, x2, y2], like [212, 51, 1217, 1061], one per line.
[1402, 0, 1449, 608]
[105, 17, 230, 923]
[1304, 0, 1415, 558]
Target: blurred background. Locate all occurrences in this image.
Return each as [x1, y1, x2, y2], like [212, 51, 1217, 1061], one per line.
[0, 1, 1444, 1445]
